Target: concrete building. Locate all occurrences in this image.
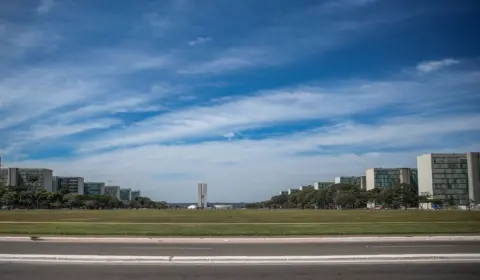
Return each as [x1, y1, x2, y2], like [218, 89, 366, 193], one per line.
[417, 153, 480, 205]
[365, 168, 417, 190]
[360, 176, 367, 190]
[288, 189, 300, 195]
[119, 188, 132, 201]
[197, 183, 208, 208]
[131, 190, 141, 200]
[334, 176, 362, 186]
[299, 185, 314, 191]
[104, 186, 121, 199]
[84, 182, 105, 195]
[467, 152, 480, 204]
[52, 176, 84, 194]
[313, 181, 334, 190]
[0, 168, 53, 191]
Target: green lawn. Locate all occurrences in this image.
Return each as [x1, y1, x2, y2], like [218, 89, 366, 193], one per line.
[0, 209, 479, 236]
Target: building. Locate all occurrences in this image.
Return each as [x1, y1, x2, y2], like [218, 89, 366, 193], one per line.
[278, 190, 288, 196]
[334, 176, 362, 186]
[299, 185, 314, 191]
[119, 188, 132, 201]
[0, 168, 53, 191]
[131, 190, 141, 200]
[197, 183, 208, 208]
[365, 168, 417, 190]
[52, 176, 84, 194]
[104, 186, 121, 199]
[288, 188, 300, 195]
[417, 153, 480, 205]
[360, 176, 367, 190]
[313, 181, 334, 190]
[84, 182, 105, 196]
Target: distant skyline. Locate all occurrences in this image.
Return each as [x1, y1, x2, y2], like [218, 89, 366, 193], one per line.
[1, 0, 479, 203]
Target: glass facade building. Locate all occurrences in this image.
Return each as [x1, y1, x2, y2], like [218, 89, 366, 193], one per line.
[366, 168, 417, 190]
[418, 153, 471, 205]
[334, 176, 362, 186]
[119, 188, 132, 201]
[84, 182, 105, 195]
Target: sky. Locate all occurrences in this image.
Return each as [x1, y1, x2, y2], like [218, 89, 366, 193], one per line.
[0, 0, 479, 203]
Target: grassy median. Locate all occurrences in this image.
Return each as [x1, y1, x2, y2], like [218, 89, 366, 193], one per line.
[0, 209, 479, 236]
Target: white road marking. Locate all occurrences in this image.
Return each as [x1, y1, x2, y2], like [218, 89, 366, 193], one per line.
[121, 246, 213, 250]
[368, 245, 457, 248]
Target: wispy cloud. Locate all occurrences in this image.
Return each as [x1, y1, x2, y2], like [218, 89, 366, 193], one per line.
[1, 0, 478, 201]
[37, 0, 54, 15]
[188, 36, 212, 46]
[417, 58, 460, 73]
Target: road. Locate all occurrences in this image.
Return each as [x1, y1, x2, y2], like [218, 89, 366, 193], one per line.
[1, 263, 479, 280]
[1, 240, 480, 256]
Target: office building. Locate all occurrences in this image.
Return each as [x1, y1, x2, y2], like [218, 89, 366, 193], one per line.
[360, 176, 367, 190]
[84, 182, 105, 195]
[52, 176, 84, 194]
[104, 186, 121, 199]
[299, 185, 314, 191]
[288, 188, 300, 195]
[197, 183, 208, 208]
[131, 190, 141, 200]
[365, 168, 417, 190]
[0, 168, 53, 191]
[120, 188, 132, 201]
[334, 176, 362, 186]
[313, 181, 334, 190]
[418, 153, 480, 205]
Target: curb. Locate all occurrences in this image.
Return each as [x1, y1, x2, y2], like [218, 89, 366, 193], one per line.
[1, 236, 480, 244]
[1, 254, 480, 264]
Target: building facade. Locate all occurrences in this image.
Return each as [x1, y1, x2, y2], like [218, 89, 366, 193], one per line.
[131, 190, 141, 200]
[334, 176, 362, 186]
[119, 188, 132, 201]
[418, 153, 480, 205]
[0, 168, 53, 191]
[299, 185, 314, 191]
[84, 182, 105, 196]
[360, 176, 367, 190]
[52, 176, 84, 194]
[313, 181, 334, 190]
[104, 186, 121, 199]
[366, 168, 418, 190]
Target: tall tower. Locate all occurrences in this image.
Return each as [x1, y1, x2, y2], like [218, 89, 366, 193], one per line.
[197, 182, 208, 208]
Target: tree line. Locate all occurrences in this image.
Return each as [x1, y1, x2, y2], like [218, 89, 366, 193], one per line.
[0, 183, 167, 210]
[245, 183, 448, 210]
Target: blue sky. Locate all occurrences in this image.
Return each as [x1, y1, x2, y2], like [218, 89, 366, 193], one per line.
[1, 0, 479, 202]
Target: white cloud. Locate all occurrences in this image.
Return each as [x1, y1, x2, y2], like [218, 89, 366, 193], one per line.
[188, 36, 212, 46]
[37, 0, 54, 15]
[417, 58, 460, 73]
[223, 132, 236, 139]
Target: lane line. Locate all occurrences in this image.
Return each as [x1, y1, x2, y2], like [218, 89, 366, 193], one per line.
[120, 246, 213, 250]
[368, 245, 458, 248]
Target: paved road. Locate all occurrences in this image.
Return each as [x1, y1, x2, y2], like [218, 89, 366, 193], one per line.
[1, 241, 480, 256]
[1, 263, 479, 280]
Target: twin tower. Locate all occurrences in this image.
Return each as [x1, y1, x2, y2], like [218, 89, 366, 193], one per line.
[197, 182, 208, 208]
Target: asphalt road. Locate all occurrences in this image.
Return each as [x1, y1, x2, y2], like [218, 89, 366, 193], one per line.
[1, 241, 480, 256]
[1, 263, 479, 280]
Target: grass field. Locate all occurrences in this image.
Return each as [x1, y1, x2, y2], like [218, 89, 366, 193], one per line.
[0, 209, 479, 236]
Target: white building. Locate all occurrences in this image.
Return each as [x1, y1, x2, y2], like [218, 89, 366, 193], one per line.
[365, 168, 417, 190]
[104, 186, 121, 199]
[417, 152, 480, 205]
[0, 168, 53, 191]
